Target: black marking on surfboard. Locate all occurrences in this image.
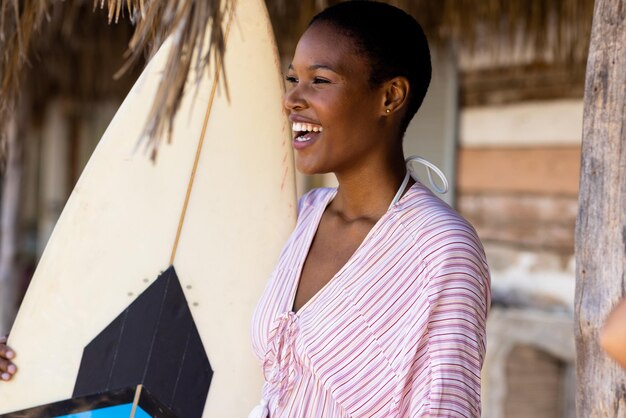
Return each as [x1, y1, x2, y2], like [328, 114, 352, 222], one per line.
[0, 385, 178, 417]
[72, 266, 212, 418]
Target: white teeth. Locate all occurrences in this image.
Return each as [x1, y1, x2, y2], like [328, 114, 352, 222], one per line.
[292, 122, 323, 133]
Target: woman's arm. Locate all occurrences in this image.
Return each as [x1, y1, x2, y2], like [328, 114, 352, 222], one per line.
[0, 335, 17, 381]
[399, 236, 491, 417]
[599, 298, 626, 369]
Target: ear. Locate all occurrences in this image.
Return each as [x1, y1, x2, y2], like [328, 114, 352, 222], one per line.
[381, 76, 410, 116]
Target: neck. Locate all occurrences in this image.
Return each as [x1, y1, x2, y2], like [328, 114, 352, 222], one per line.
[330, 151, 409, 222]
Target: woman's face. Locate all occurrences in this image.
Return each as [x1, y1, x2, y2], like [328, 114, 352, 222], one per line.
[284, 23, 388, 176]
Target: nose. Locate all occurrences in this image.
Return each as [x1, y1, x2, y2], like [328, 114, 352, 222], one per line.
[283, 83, 306, 112]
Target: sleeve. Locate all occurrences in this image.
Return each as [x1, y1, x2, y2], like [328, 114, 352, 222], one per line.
[401, 226, 491, 418]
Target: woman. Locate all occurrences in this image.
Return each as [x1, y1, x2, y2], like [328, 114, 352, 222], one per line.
[1, 2, 491, 417]
[249, 2, 490, 417]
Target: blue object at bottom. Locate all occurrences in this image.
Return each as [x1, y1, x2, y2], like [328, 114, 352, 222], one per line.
[56, 403, 152, 418]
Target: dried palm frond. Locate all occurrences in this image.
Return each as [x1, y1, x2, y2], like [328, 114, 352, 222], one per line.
[93, 0, 229, 159]
[22, 4, 140, 126]
[0, 0, 49, 117]
[0, 0, 231, 162]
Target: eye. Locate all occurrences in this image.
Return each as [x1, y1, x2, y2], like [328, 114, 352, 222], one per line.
[313, 77, 330, 84]
[285, 75, 298, 84]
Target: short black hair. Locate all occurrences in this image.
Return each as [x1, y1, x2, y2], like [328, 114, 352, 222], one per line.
[310, 1, 431, 134]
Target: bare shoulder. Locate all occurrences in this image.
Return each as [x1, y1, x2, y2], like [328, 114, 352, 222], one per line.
[600, 298, 626, 369]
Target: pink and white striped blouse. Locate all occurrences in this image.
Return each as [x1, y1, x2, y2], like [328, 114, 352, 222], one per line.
[251, 182, 491, 417]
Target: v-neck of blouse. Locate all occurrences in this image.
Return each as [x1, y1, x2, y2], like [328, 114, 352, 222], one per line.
[289, 183, 419, 315]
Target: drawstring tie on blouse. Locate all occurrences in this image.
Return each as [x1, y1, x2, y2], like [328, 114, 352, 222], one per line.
[263, 311, 302, 407]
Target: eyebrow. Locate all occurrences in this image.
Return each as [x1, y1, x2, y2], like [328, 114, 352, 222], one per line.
[287, 63, 340, 73]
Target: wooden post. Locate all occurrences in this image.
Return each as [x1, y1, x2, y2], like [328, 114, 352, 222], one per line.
[0, 114, 21, 335]
[575, 0, 626, 416]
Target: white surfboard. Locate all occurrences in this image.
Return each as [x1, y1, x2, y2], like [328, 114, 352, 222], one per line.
[0, 0, 295, 416]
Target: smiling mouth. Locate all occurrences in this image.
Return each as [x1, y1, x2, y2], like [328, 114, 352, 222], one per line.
[292, 122, 323, 142]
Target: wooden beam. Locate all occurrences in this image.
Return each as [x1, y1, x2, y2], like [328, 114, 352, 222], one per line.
[461, 63, 585, 107]
[460, 99, 583, 148]
[575, 0, 626, 416]
[458, 193, 577, 253]
[457, 147, 581, 195]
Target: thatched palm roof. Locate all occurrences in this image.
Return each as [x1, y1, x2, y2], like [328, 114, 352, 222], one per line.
[0, 0, 594, 160]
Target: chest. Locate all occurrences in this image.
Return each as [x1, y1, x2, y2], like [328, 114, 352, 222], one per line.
[278, 252, 432, 417]
[292, 214, 374, 312]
